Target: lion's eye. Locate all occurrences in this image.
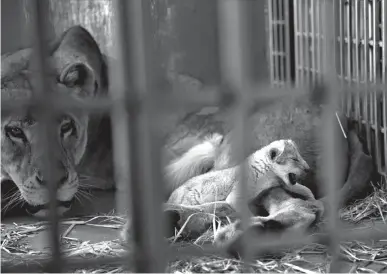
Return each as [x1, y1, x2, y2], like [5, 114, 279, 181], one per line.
[292, 158, 299, 162]
[60, 119, 76, 138]
[5, 126, 26, 141]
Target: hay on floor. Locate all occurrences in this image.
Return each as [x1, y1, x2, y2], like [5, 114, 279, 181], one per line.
[1, 179, 386, 273]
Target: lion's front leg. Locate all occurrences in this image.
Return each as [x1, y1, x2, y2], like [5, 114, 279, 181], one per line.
[286, 182, 316, 200]
[119, 201, 239, 242]
[319, 130, 374, 210]
[163, 202, 239, 239]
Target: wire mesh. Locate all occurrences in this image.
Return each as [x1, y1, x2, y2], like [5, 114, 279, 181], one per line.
[268, 0, 292, 84]
[291, 0, 387, 176]
[2, 0, 387, 273]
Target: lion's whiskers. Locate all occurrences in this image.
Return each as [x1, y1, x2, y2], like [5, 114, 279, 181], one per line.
[75, 188, 94, 204]
[2, 191, 23, 214]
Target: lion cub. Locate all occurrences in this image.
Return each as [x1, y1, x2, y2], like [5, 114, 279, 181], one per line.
[167, 139, 313, 214]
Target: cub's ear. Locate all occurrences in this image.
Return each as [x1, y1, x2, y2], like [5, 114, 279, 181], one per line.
[50, 25, 106, 97]
[269, 148, 281, 161]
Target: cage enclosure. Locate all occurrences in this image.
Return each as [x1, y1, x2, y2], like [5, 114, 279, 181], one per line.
[1, 0, 386, 273]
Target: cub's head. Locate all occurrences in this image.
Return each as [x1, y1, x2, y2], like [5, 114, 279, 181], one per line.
[260, 139, 310, 186]
[1, 26, 107, 217]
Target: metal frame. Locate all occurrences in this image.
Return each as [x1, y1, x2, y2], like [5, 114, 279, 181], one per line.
[289, 0, 387, 176]
[2, 0, 387, 272]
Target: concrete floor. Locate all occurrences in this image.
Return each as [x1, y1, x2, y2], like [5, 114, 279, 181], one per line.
[2, 190, 119, 252]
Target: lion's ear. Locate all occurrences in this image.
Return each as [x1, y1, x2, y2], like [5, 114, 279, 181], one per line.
[59, 62, 94, 89]
[50, 26, 106, 97]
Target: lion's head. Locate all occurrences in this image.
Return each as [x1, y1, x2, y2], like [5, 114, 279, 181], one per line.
[1, 26, 107, 217]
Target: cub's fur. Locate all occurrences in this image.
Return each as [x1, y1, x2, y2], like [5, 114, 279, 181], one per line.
[1, 25, 223, 217]
[167, 139, 314, 213]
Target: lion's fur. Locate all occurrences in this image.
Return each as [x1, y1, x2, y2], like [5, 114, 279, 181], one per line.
[213, 185, 325, 251]
[167, 139, 313, 212]
[1, 26, 223, 216]
[1, 26, 107, 212]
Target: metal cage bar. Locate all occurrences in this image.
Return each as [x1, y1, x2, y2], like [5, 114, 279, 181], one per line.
[111, 1, 167, 272]
[320, 1, 344, 272]
[382, 0, 387, 175]
[268, 0, 276, 84]
[278, 0, 286, 83]
[354, 0, 361, 127]
[310, 0, 316, 83]
[304, 0, 310, 86]
[284, 0, 292, 84]
[217, 0, 254, 261]
[316, 0, 322, 79]
[299, 0, 305, 85]
[296, 0, 301, 87]
[28, 0, 62, 272]
[273, 0, 281, 84]
[339, 0, 345, 109]
[363, 0, 372, 154]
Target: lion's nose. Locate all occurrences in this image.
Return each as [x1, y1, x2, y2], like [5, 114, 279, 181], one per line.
[35, 172, 69, 186]
[35, 164, 69, 187]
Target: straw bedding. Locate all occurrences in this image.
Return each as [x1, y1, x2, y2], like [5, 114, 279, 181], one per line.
[1, 178, 386, 273]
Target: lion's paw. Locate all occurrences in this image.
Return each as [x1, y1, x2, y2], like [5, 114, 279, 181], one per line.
[213, 221, 243, 247]
[120, 219, 133, 244]
[205, 132, 224, 147]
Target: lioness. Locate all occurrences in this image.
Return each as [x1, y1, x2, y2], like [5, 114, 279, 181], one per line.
[1, 26, 223, 217]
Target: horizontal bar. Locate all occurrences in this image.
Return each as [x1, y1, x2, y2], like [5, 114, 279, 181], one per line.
[336, 37, 384, 47]
[3, 83, 386, 114]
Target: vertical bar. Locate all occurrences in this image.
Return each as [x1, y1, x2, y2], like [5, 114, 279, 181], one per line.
[339, 0, 345, 110]
[384, 90, 387, 175]
[268, 0, 275, 84]
[383, 0, 387, 175]
[373, 0, 382, 173]
[298, 0, 305, 86]
[355, 0, 361, 128]
[310, 0, 316, 83]
[278, 0, 286, 83]
[217, 0, 253, 261]
[322, 1, 341, 272]
[373, 0, 380, 83]
[316, 0, 322, 81]
[346, 0, 352, 117]
[110, 0, 132, 228]
[294, 0, 300, 86]
[28, 0, 62, 272]
[363, 0, 372, 154]
[304, 0, 310, 86]
[112, 1, 166, 272]
[284, 0, 292, 84]
[273, 0, 280, 84]
[383, 0, 387, 83]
